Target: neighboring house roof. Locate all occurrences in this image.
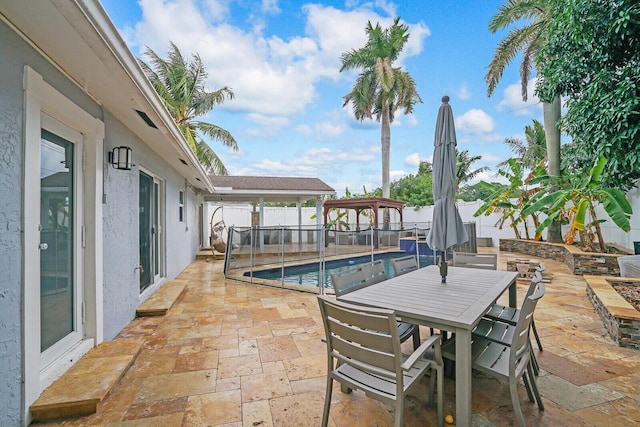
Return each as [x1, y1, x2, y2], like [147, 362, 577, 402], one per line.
[41, 172, 69, 189]
[205, 175, 336, 203]
[0, 1, 213, 192]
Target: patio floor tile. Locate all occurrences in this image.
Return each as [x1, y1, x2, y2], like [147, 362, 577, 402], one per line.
[30, 251, 640, 426]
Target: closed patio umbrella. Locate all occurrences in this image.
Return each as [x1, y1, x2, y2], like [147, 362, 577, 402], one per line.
[427, 96, 468, 282]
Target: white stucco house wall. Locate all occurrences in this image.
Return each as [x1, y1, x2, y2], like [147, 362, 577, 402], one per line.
[0, 1, 214, 424]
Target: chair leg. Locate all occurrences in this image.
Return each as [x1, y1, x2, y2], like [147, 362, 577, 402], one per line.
[527, 362, 545, 411]
[429, 369, 436, 405]
[322, 377, 333, 427]
[412, 328, 421, 350]
[394, 400, 403, 427]
[530, 346, 540, 376]
[509, 376, 526, 427]
[522, 369, 535, 403]
[531, 319, 543, 351]
[436, 364, 444, 427]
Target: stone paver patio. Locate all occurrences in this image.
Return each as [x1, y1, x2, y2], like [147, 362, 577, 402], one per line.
[32, 251, 640, 426]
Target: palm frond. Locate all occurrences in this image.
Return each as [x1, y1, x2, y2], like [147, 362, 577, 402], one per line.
[194, 122, 238, 150]
[139, 42, 237, 173]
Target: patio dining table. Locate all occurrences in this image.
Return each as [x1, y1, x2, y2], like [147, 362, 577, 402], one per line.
[339, 264, 518, 427]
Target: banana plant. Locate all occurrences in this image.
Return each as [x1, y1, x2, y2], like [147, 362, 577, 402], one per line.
[523, 156, 632, 252]
[474, 158, 544, 239]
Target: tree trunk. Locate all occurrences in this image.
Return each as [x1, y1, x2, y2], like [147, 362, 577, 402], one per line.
[543, 97, 563, 243]
[381, 104, 391, 228]
[589, 203, 607, 253]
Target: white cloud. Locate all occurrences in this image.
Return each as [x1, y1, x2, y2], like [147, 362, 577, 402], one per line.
[456, 109, 494, 134]
[315, 121, 346, 139]
[458, 84, 471, 100]
[404, 114, 419, 127]
[404, 152, 423, 167]
[262, 0, 280, 14]
[390, 169, 407, 181]
[295, 124, 313, 136]
[131, 0, 429, 137]
[497, 78, 542, 116]
[243, 113, 290, 138]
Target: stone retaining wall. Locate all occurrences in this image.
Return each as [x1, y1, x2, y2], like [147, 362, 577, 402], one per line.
[500, 238, 624, 276]
[585, 275, 640, 349]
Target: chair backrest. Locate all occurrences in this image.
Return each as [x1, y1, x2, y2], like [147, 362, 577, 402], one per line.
[510, 283, 545, 375]
[452, 252, 498, 270]
[391, 255, 419, 276]
[317, 295, 402, 385]
[523, 270, 543, 300]
[330, 266, 368, 298]
[361, 259, 387, 286]
[536, 262, 546, 273]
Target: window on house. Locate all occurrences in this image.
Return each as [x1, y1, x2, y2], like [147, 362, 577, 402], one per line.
[179, 190, 184, 222]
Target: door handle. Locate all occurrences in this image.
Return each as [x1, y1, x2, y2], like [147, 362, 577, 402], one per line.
[39, 243, 49, 251]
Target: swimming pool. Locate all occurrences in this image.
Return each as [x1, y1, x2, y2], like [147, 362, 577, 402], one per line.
[245, 252, 438, 288]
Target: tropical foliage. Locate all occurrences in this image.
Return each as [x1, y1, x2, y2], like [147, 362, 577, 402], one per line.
[139, 42, 238, 174]
[498, 119, 547, 169]
[339, 17, 422, 209]
[536, 0, 640, 190]
[474, 158, 546, 240]
[456, 150, 489, 189]
[486, 0, 563, 242]
[390, 161, 434, 208]
[458, 181, 509, 203]
[524, 156, 632, 252]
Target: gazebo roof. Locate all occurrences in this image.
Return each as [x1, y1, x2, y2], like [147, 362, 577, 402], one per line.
[323, 197, 406, 228]
[323, 197, 405, 212]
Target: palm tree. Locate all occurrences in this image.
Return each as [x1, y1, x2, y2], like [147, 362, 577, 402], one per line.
[340, 17, 422, 224]
[139, 42, 238, 175]
[456, 149, 489, 189]
[485, 0, 563, 242]
[499, 118, 546, 169]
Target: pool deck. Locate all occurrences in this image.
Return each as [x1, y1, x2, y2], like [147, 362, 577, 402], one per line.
[31, 248, 640, 426]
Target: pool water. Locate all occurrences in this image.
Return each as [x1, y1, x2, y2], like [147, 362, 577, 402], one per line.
[246, 252, 437, 288]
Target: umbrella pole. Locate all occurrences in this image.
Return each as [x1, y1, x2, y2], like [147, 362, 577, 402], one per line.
[439, 251, 447, 283]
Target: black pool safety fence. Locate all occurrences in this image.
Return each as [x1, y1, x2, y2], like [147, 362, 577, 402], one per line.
[223, 222, 477, 293]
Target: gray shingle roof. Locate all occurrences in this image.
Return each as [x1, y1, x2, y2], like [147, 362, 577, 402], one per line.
[209, 175, 334, 192]
[205, 175, 335, 203]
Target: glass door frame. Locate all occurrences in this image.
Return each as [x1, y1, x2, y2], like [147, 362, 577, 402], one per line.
[22, 66, 104, 419]
[38, 117, 84, 369]
[139, 167, 165, 294]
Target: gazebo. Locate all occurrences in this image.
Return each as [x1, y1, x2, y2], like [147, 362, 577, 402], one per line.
[322, 197, 405, 230]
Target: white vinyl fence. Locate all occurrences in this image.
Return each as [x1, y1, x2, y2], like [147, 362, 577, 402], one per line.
[206, 182, 640, 253]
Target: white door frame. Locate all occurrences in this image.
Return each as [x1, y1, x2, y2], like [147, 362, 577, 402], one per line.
[22, 66, 104, 422]
[139, 167, 166, 296]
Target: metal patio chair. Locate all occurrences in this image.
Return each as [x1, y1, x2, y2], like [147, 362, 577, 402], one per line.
[452, 252, 498, 270]
[442, 283, 546, 427]
[390, 255, 419, 276]
[317, 295, 444, 427]
[331, 263, 420, 349]
[484, 263, 545, 352]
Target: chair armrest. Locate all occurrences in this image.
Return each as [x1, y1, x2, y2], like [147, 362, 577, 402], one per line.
[401, 334, 442, 371]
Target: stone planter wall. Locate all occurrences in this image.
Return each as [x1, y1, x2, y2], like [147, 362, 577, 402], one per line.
[585, 275, 640, 349]
[500, 238, 624, 276]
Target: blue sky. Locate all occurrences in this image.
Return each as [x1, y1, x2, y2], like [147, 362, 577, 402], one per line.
[101, 0, 547, 196]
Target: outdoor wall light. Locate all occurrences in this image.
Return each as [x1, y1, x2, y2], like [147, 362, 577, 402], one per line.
[108, 146, 133, 170]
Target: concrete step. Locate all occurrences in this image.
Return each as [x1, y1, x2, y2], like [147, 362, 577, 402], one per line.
[136, 280, 187, 317]
[30, 338, 144, 422]
[197, 248, 225, 260]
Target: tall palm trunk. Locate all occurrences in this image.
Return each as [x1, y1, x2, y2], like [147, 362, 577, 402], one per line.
[381, 104, 391, 227]
[543, 96, 562, 243]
